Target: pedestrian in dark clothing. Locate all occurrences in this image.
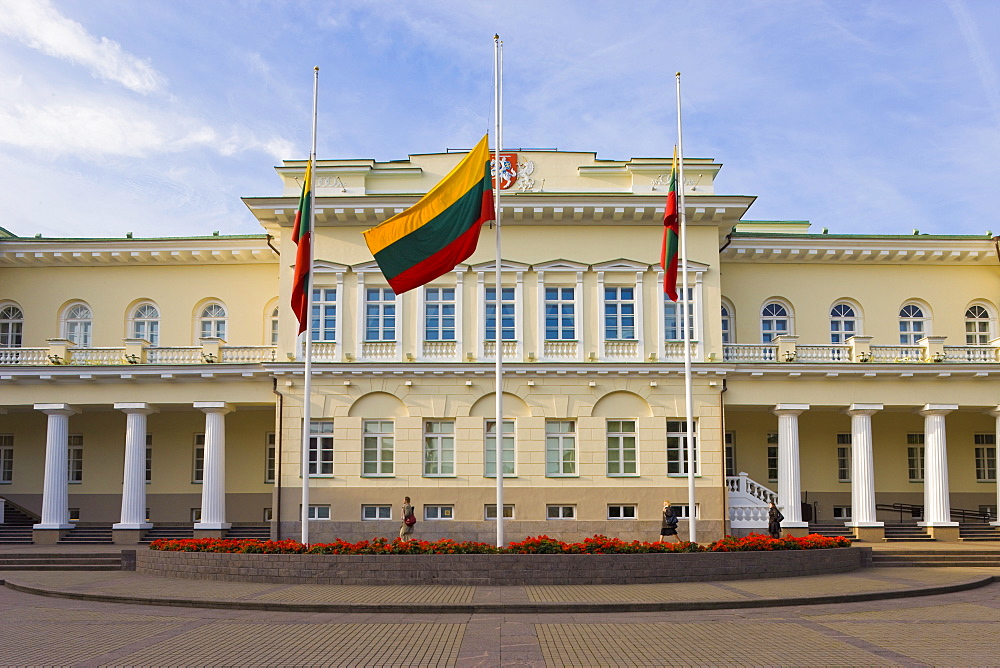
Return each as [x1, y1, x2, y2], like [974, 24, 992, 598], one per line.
[659, 500, 681, 543]
[767, 501, 784, 539]
[400, 496, 415, 542]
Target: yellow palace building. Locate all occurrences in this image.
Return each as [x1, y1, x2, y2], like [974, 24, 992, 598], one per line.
[1, 146, 998, 545]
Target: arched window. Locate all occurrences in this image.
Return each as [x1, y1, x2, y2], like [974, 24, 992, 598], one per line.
[898, 303, 928, 345]
[130, 303, 160, 346]
[270, 306, 280, 346]
[199, 303, 227, 340]
[63, 303, 93, 348]
[720, 300, 735, 344]
[830, 303, 857, 344]
[760, 302, 790, 343]
[0, 304, 23, 348]
[965, 304, 993, 345]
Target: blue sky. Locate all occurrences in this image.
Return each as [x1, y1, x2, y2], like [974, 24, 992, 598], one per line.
[1, 0, 998, 239]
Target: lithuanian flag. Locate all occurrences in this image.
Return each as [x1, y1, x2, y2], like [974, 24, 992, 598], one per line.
[290, 161, 313, 334]
[363, 135, 495, 294]
[661, 147, 680, 301]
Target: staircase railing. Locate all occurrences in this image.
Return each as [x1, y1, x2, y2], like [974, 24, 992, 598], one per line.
[0, 496, 41, 524]
[727, 473, 778, 528]
[875, 502, 995, 523]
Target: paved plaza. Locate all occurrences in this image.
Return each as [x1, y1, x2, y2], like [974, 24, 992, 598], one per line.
[1, 549, 1000, 666]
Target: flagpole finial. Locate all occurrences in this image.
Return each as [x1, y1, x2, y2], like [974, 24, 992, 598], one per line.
[314, 66, 320, 72]
[676, 71, 681, 77]
[494, 34, 499, 40]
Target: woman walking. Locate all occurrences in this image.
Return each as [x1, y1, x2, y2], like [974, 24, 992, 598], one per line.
[659, 500, 680, 543]
[400, 496, 416, 542]
[767, 501, 784, 539]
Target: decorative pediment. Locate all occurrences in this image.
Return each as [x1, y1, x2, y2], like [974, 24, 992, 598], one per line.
[351, 260, 384, 274]
[313, 260, 349, 274]
[532, 259, 589, 273]
[471, 260, 530, 274]
[592, 259, 650, 272]
[655, 259, 710, 274]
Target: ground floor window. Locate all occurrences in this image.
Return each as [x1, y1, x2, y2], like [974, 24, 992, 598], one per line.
[145, 434, 152, 484]
[0, 434, 12, 483]
[766, 433, 778, 482]
[424, 505, 454, 520]
[68, 507, 80, 522]
[265, 432, 276, 483]
[667, 420, 698, 476]
[362, 505, 392, 520]
[670, 503, 697, 519]
[907, 434, 925, 482]
[190, 508, 201, 522]
[193, 434, 205, 483]
[263, 508, 273, 522]
[607, 504, 636, 520]
[974, 434, 996, 482]
[68, 435, 83, 483]
[724, 432, 735, 477]
[832, 506, 852, 520]
[484, 504, 514, 520]
[836, 433, 851, 482]
[307, 505, 331, 520]
[546, 505, 576, 519]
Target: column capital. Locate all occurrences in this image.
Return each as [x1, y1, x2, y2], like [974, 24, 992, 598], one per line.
[33, 403, 80, 416]
[918, 404, 958, 417]
[987, 406, 1000, 419]
[772, 403, 809, 416]
[194, 402, 234, 415]
[114, 402, 158, 415]
[846, 403, 883, 416]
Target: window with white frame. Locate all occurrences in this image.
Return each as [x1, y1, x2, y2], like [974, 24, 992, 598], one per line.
[664, 287, 695, 341]
[485, 286, 515, 340]
[311, 288, 337, 342]
[145, 433, 152, 484]
[193, 434, 205, 483]
[423, 420, 455, 477]
[607, 504, 637, 519]
[760, 302, 789, 343]
[362, 420, 394, 476]
[907, 433, 925, 482]
[68, 507, 80, 522]
[365, 288, 395, 341]
[263, 508, 273, 522]
[199, 303, 227, 340]
[190, 508, 202, 522]
[830, 303, 857, 344]
[546, 420, 577, 476]
[64, 303, 93, 347]
[131, 303, 160, 345]
[544, 287, 576, 340]
[269, 307, 280, 346]
[307, 505, 331, 520]
[836, 433, 852, 482]
[424, 287, 456, 341]
[484, 504, 514, 520]
[898, 304, 927, 345]
[604, 287, 636, 340]
[68, 434, 83, 483]
[309, 420, 334, 476]
[606, 420, 638, 476]
[362, 505, 393, 520]
[720, 302, 734, 345]
[485, 419, 515, 478]
[965, 305, 993, 345]
[832, 506, 852, 520]
[974, 433, 996, 482]
[424, 505, 454, 520]
[667, 420, 698, 475]
[767, 432, 778, 482]
[724, 431, 736, 477]
[265, 432, 276, 483]
[0, 434, 13, 483]
[546, 505, 576, 519]
[0, 304, 24, 348]
[671, 504, 697, 519]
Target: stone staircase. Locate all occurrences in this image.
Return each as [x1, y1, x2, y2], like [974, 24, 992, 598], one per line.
[883, 523, 933, 542]
[58, 524, 113, 544]
[807, 522, 854, 538]
[959, 522, 1000, 542]
[138, 525, 194, 544]
[0, 552, 124, 571]
[225, 525, 272, 540]
[0, 500, 37, 544]
[871, 550, 1000, 567]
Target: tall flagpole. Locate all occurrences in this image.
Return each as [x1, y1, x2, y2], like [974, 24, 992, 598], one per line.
[493, 34, 505, 548]
[300, 66, 319, 546]
[676, 71, 697, 543]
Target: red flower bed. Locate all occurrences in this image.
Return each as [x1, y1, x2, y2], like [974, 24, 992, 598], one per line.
[150, 533, 849, 555]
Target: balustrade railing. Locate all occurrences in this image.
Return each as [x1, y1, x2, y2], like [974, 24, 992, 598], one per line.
[603, 340, 639, 360]
[727, 473, 778, 529]
[146, 347, 203, 364]
[309, 342, 338, 362]
[422, 340, 458, 360]
[361, 341, 398, 360]
[483, 340, 519, 360]
[662, 341, 699, 362]
[0, 348, 49, 365]
[943, 345, 997, 363]
[795, 344, 851, 363]
[220, 346, 276, 363]
[722, 344, 776, 362]
[869, 345, 923, 362]
[69, 348, 126, 364]
[543, 340, 579, 360]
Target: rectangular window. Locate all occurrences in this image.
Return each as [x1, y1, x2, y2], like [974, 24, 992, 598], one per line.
[546, 505, 576, 519]
[309, 420, 334, 477]
[604, 286, 636, 340]
[68, 434, 83, 483]
[832, 506, 853, 520]
[974, 433, 996, 482]
[424, 505, 454, 520]
[193, 434, 205, 483]
[307, 505, 331, 520]
[724, 431, 735, 478]
[484, 504, 514, 520]
[263, 508, 273, 522]
[68, 507, 80, 522]
[606, 420, 638, 476]
[607, 504, 637, 520]
[837, 433, 852, 483]
[546, 420, 577, 476]
[907, 437, 925, 483]
[767, 433, 778, 483]
[664, 286, 695, 341]
[364, 287, 395, 341]
[0, 434, 13, 483]
[544, 287, 576, 340]
[485, 286, 516, 341]
[671, 504, 697, 519]
[190, 508, 202, 522]
[667, 420, 698, 475]
[423, 420, 455, 477]
[362, 505, 393, 520]
[311, 288, 336, 342]
[485, 419, 515, 478]
[424, 287, 456, 341]
[145, 433, 152, 484]
[265, 432, 276, 484]
[362, 420, 394, 476]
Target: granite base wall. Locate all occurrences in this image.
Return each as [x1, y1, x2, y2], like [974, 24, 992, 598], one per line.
[137, 546, 867, 586]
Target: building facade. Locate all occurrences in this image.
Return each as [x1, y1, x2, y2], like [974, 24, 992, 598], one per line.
[1, 146, 998, 545]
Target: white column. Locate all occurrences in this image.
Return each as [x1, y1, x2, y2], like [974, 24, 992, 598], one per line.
[113, 403, 156, 530]
[919, 404, 959, 527]
[989, 406, 1000, 527]
[193, 402, 233, 530]
[772, 404, 809, 528]
[33, 403, 80, 529]
[845, 403, 883, 527]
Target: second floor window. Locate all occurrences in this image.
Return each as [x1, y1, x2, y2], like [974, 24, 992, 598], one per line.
[64, 303, 93, 347]
[423, 420, 455, 476]
[664, 287, 695, 341]
[485, 286, 515, 340]
[720, 304, 733, 345]
[965, 305, 992, 345]
[365, 288, 395, 341]
[607, 420, 637, 476]
[760, 302, 789, 343]
[485, 419, 515, 477]
[604, 287, 635, 340]
[311, 288, 336, 342]
[544, 287, 575, 340]
[898, 304, 927, 345]
[309, 420, 334, 476]
[200, 303, 226, 340]
[546, 420, 577, 476]
[667, 420, 698, 475]
[0, 305, 23, 348]
[830, 303, 856, 344]
[363, 420, 394, 476]
[424, 287, 455, 341]
[131, 303, 160, 345]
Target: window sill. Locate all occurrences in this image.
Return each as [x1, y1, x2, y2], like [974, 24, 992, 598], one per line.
[361, 474, 395, 478]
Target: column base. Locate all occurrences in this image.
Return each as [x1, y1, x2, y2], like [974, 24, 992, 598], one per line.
[32, 528, 71, 544]
[847, 525, 885, 542]
[112, 528, 149, 545]
[193, 522, 230, 540]
[780, 522, 811, 537]
[112, 523, 153, 530]
[920, 524, 961, 542]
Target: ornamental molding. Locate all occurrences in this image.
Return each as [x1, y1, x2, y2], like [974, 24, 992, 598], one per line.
[0, 238, 275, 267]
[722, 237, 996, 265]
